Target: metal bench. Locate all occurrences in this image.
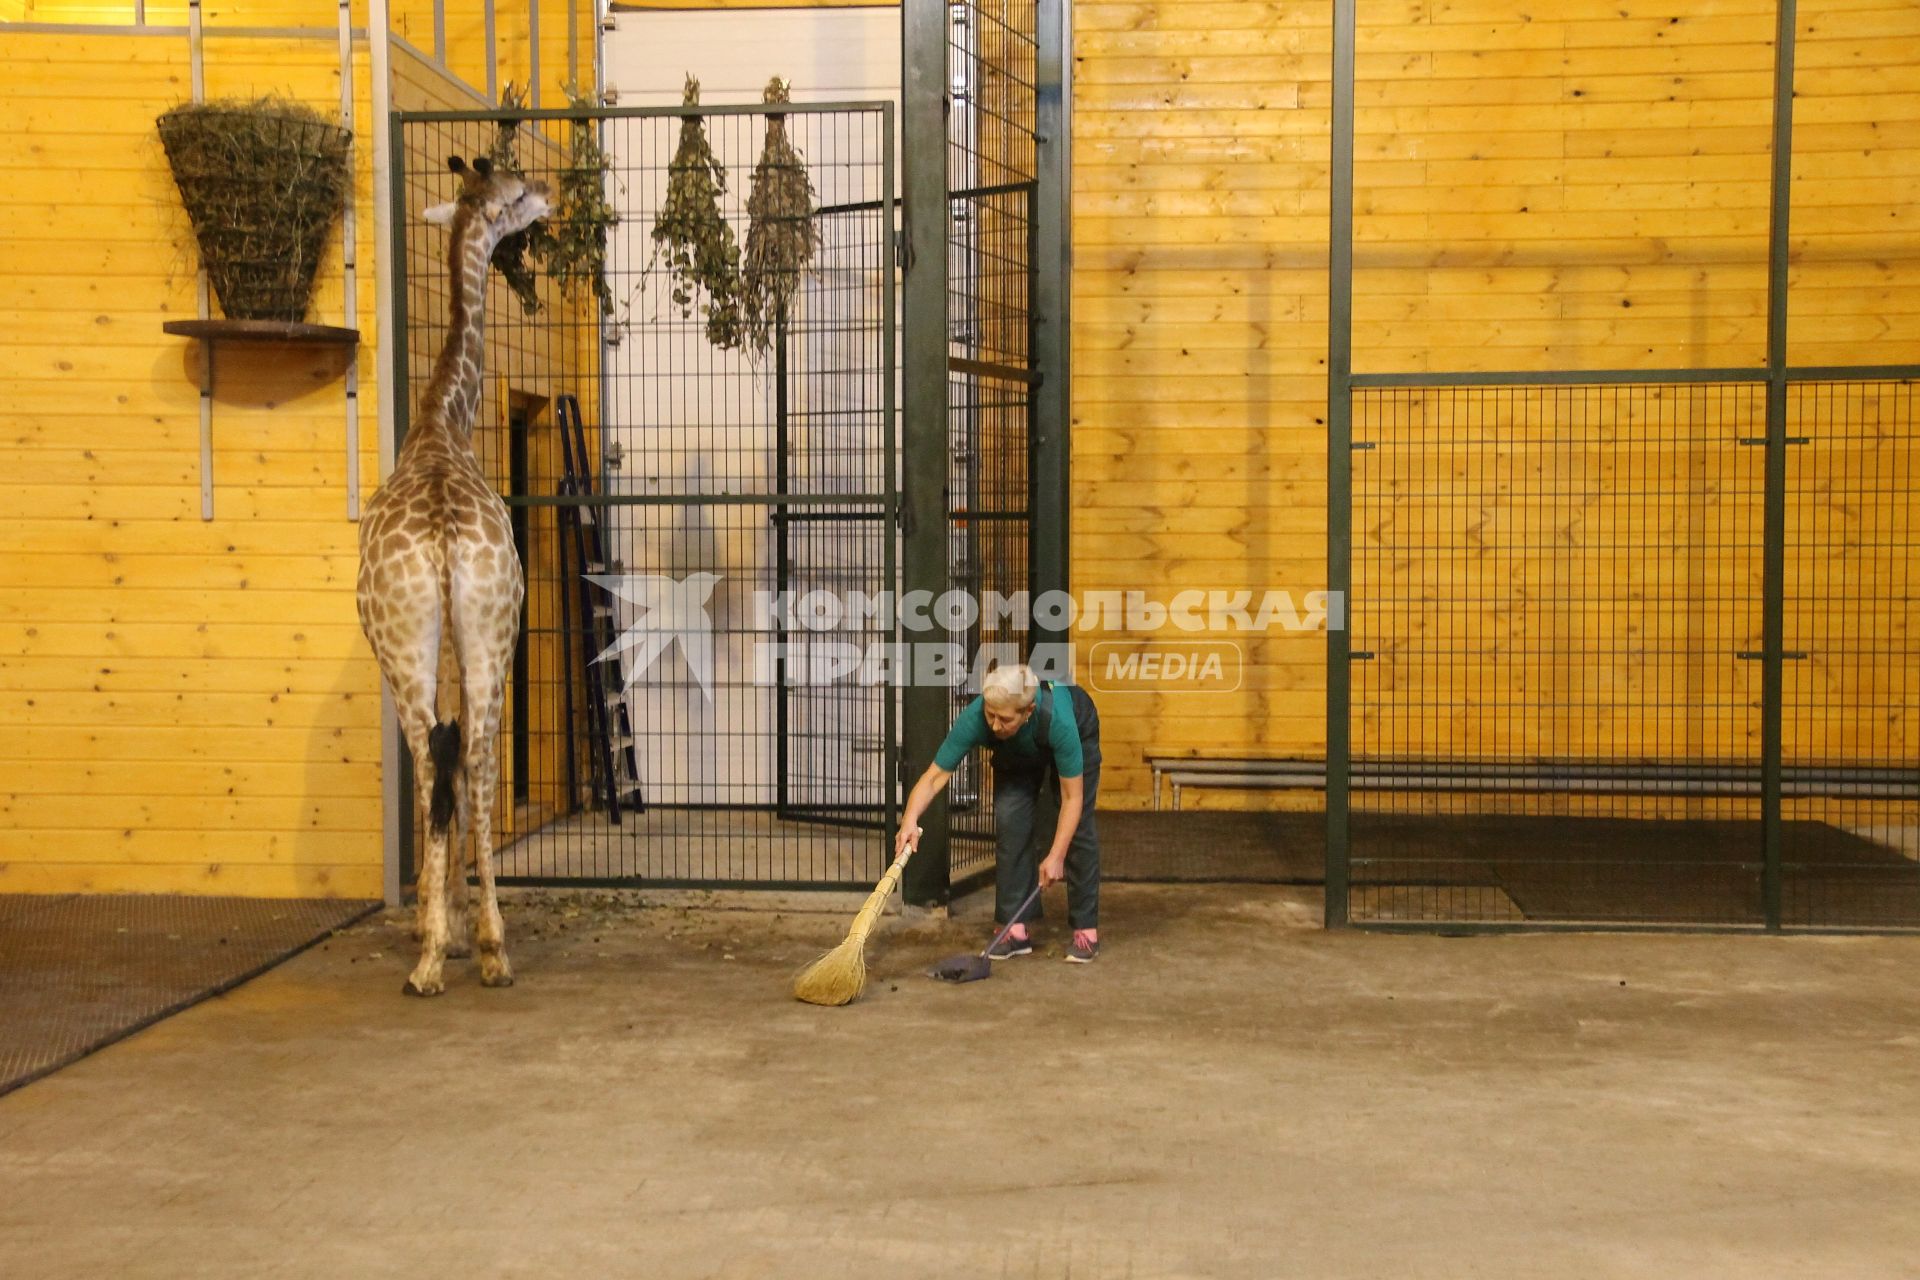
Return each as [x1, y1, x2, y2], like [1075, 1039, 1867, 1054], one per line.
[1145, 754, 1920, 811]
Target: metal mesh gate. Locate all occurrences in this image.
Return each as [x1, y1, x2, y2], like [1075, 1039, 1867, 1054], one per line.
[393, 102, 897, 889]
[942, 0, 1040, 886]
[1783, 380, 1920, 926]
[1326, 1, 1920, 930]
[1344, 376, 1917, 928]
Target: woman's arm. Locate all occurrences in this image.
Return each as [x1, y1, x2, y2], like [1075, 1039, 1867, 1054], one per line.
[896, 763, 953, 856]
[1038, 774, 1085, 885]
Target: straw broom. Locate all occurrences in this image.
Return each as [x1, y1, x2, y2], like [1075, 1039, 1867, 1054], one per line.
[791, 840, 915, 1006]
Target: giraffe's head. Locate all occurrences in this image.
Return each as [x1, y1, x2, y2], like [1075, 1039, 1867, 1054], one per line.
[421, 155, 552, 246]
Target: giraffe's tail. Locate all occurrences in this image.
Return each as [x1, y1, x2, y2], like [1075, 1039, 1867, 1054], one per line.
[427, 719, 462, 835]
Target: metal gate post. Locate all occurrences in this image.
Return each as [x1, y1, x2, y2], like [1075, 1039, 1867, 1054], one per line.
[882, 102, 903, 874]
[1324, 0, 1358, 928]
[388, 108, 416, 901]
[1030, 0, 1071, 651]
[1760, 0, 1799, 931]
[901, 0, 954, 908]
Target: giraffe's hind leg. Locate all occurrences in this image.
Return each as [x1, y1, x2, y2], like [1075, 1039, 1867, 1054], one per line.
[462, 669, 514, 988]
[444, 780, 472, 960]
[450, 490, 524, 989]
[399, 708, 453, 997]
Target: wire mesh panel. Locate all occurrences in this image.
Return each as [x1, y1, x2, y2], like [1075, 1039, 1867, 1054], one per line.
[1350, 383, 1770, 926]
[1782, 379, 1920, 927]
[396, 103, 895, 889]
[944, 0, 1039, 885]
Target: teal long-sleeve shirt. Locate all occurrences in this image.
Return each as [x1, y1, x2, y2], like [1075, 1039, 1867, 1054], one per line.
[933, 686, 1084, 778]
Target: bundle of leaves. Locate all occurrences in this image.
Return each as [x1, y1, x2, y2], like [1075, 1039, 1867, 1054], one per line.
[483, 85, 620, 318]
[156, 97, 352, 322]
[741, 77, 822, 355]
[652, 74, 744, 349]
[486, 83, 547, 315]
[547, 83, 620, 317]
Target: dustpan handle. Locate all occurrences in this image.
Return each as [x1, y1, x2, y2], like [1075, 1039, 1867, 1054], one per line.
[984, 883, 1045, 956]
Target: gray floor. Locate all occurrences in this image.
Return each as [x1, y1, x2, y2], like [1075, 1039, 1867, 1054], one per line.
[3, 883, 1918, 1278]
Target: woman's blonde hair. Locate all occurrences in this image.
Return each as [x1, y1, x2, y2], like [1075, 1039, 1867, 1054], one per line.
[981, 664, 1039, 711]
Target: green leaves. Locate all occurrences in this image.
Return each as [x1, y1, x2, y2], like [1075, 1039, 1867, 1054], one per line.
[651, 75, 746, 350]
[740, 76, 822, 355]
[486, 83, 619, 319]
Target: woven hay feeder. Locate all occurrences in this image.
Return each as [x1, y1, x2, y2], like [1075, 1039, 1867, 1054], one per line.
[157, 98, 352, 323]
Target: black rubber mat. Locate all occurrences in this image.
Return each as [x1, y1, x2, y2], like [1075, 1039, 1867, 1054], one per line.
[1099, 808, 1919, 927]
[1103, 811, 1326, 883]
[1354, 814, 1920, 927]
[0, 895, 378, 1097]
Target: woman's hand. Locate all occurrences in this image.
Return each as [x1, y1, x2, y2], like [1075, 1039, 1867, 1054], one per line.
[1039, 852, 1067, 887]
[895, 825, 924, 858]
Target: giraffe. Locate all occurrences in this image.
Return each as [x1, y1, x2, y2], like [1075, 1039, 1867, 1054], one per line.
[358, 156, 550, 996]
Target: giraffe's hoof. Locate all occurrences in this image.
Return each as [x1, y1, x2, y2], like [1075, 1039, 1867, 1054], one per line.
[402, 974, 445, 997]
[445, 940, 473, 960]
[478, 954, 515, 988]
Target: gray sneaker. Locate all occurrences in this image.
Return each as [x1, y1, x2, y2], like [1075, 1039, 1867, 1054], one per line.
[1065, 936, 1100, 964]
[986, 932, 1033, 960]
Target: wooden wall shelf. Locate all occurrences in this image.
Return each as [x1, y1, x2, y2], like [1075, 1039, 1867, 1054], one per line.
[163, 319, 360, 345]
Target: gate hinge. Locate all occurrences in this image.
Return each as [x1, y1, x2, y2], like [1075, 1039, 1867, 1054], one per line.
[1736, 650, 1809, 660]
[1737, 436, 1810, 446]
[1350, 650, 1376, 661]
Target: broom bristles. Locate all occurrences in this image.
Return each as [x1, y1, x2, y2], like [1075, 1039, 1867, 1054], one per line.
[791, 935, 867, 1006]
[791, 845, 912, 1006]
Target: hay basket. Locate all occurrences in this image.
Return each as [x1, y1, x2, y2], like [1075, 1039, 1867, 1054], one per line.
[157, 99, 352, 323]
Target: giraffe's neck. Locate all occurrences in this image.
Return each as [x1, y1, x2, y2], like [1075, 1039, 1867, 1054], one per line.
[417, 216, 499, 441]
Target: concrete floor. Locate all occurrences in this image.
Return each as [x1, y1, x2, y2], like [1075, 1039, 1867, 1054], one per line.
[2, 884, 1918, 1279]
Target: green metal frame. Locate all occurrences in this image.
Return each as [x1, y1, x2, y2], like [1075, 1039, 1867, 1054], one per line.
[900, 0, 954, 909]
[1325, 0, 1356, 929]
[1030, 0, 1072, 649]
[898, 2, 1073, 908]
[388, 108, 415, 893]
[386, 99, 901, 895]
[1325, 0, 1920, 932]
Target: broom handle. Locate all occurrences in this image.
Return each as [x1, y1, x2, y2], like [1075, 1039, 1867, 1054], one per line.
[845, 837, 917, 942]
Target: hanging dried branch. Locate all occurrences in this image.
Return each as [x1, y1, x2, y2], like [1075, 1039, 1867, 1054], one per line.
[651, 74, 744, 349]
[486, 82, 546, 316]
[544, 83, 620, 317]
[741, 77, 822, 355]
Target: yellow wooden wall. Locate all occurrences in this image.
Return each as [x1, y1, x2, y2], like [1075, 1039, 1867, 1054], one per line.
[0, 27, 384, 894]
[7, 0, 1914, 849]
[1, 3, 596, 894]
[1075, 0, 1920, 809]
[11, 0, 593, 112]
[385, 0, 594, 104]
